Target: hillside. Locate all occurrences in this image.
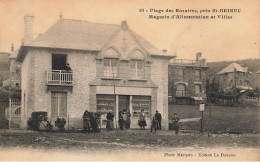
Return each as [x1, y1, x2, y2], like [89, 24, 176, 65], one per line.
[206, 59, 260, 88]
[207, 59, 260, 74]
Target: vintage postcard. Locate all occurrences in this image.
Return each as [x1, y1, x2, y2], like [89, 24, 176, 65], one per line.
[0, 0, 259, 161]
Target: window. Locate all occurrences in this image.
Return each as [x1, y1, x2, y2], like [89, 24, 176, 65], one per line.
[14, 107, 21, 115]
[176, 84, 186, 91]
[195, 69, 201, 79]
[52, 54, 67, 70]
[176, 83, 187, 96]
[103, 58, 118, 77]
[51, 92, 67, 117]
[132, 96, 151, 118]
[230, 79, 233, 86]
[195, 84, 201, 93]
[177, 68, 184, 77]
[96, 94, 115, 115]
[130, 60, 144, 79]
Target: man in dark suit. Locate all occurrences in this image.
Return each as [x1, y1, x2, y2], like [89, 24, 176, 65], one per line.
[155, 110, 162, 130]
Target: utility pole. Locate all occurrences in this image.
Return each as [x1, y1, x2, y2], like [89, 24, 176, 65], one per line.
[112, 66, 118, 132]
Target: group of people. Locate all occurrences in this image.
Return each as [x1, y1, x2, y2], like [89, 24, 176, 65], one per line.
[82, 110, 100, 132]
[106, 109, 131, 130]
[139, 109, 162, 132]
[82, 109, 180, 134]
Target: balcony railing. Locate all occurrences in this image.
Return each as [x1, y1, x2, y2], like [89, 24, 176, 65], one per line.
[175, 90, 190, 97]
[47, 70, 73, 85]
[170, 59, 206, 66]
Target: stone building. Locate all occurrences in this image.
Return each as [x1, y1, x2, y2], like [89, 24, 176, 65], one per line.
[168, 53, 208, 104]
[17, 15, 174, 130]
[217, 63, 251, 92]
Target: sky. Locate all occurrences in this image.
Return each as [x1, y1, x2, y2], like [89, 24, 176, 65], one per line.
[0, 0, 259, 62]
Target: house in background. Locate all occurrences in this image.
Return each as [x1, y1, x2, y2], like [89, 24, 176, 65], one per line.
[1, 47, 21, 129]
[17, 15, 174, 130]
[2, 45, 21, 90]
[217, 63, 251, 93]
[168, 53, 208, 104]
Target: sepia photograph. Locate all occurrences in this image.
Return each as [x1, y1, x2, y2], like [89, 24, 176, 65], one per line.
[0, 0, 259, 161]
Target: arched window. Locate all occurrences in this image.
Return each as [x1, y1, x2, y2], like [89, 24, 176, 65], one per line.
[14, 107, 21, 115]
[176, 83, 186, 91]
[103, 48, 119, 77]
[176, 84, 186, 96]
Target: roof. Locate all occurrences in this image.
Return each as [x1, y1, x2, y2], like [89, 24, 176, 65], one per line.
[218, 63, 248, 75]
[22, 19, 170, 57]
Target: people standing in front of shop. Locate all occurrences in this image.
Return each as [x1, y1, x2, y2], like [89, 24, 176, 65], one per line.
[151, 114, 158, 133]
[82, 110, 91, 133]
[118, 111, 124, 130]
[172, 113, 180, 135]
[106, 110, 114, 130]
[155, 110, 162, 130]
[138, 109, 147, 130]
[126, 109, 131, 129]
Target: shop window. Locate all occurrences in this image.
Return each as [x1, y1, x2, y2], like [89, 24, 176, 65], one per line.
[132, 96, 151, 118]
[195, 84, 201, 94]
[51, 92, 67, 117]
[103, 58, 118, 77]
[96, 94, 115, 115]
[195, 69, 201, 79]
[130, 60, 144, 79]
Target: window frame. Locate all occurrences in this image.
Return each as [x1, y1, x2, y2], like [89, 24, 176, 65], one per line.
[103, 58, 119, 78]
[177, 68, 184, 78]
[130, 59, 145, 79]
[51, 92, 67, 117]
[195, 69, 201, 79]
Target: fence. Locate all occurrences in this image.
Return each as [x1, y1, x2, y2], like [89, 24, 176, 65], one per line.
[9, 99, 21, 129]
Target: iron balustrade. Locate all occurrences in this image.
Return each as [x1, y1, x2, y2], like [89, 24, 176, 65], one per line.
[47, 70, 73, 85]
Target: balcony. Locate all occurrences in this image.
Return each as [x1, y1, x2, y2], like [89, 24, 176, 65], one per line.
[47, 70, 73, 86]
[170, 59, 207, 67]
[175, 90, 190, 97]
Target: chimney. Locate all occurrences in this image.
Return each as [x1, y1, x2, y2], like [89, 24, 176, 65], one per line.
[202, 59, 206, 66]
[196, 52, 202, 61]
[121, 20, 128, 31]
[24, 15, 34, 45]
[11, 44, 14, 51]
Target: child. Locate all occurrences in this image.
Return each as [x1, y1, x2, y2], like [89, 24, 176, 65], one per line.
[151, 114, 158, 133]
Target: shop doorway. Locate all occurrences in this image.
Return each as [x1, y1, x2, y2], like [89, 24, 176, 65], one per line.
[118, 95, 130, 113]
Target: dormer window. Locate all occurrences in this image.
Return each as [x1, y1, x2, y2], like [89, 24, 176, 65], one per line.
[104, 58, 118, 77]
[130, 60, 144, 79]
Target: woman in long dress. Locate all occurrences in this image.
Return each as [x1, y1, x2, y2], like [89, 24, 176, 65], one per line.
[138, 109, 147, 130]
